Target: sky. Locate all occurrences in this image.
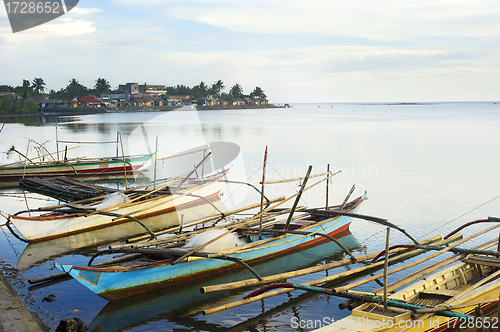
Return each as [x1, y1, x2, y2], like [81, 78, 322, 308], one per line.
[0, 0, 499, 103]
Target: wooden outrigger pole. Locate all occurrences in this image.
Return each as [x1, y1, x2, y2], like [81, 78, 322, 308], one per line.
[243, 282, 487, 322]
[259, 146, 268, 239]
[202, 234, 463, 315]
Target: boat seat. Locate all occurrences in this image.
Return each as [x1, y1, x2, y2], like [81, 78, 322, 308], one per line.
[461, 255, 500, 268]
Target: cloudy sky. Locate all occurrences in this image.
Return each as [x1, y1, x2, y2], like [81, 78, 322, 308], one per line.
[0, 0, 499, 102]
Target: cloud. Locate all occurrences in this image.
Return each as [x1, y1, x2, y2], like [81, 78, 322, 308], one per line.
[163, 0, 500, 40]
[68, 7, 102, 16]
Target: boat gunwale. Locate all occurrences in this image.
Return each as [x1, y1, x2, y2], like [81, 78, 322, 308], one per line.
[70, 195, 365, 273]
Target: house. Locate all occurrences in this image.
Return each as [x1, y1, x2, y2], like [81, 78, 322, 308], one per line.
[39, 98, 66, 108]
[0, 92, 19, 102]
[138, 83, 167, 96]
[78, 96, 102, 107]
[118, 83, 139, 95]
[201, 95, 217, 106]
[243, 98, 255, 105]
[232, 98, 245, 106]
[165, 95, 192, 106]
[130, 94, 155, 107]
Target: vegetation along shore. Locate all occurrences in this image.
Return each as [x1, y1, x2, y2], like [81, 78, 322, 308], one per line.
[0, 78, 275, 117]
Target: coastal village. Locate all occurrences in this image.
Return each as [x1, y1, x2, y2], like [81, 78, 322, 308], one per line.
[0, 79, 273, 115]
[40, 83, 270, 110]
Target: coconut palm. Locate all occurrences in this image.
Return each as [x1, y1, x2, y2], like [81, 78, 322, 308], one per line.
[250, 86, 267, 99]
[94, 78, 111, 95]
[211, 80, 225, 97]
[229, 84, 243, 98]
[65, 79, 87, 96]
[32, 78, 46, 96]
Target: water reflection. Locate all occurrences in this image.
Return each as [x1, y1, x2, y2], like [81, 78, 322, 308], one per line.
[16, 193, 231, 269]
[87, 232, 358, 332]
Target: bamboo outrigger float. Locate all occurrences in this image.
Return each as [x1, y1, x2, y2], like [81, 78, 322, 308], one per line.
[239, 220, 500, 332]
[0, 153, 153, 188]
[1, 168, 229, 242]
[54, 193, 368, 300]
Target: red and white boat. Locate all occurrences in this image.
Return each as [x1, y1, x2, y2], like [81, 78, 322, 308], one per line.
[1, 170, 227, 242]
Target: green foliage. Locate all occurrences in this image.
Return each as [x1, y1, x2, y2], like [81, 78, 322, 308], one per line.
[0, 85, 15, 92]
[22, 79, 31, 99]
[12, 99, 38, 114]
[230, 84, 243, 98]
[94, 78, 111, 95]
[211, 80, 225, 97]
[65, 78, 89, 96]
[0, 97, 13, 114]
[250, 86, 267, 99]
[32, 78, 46, 95]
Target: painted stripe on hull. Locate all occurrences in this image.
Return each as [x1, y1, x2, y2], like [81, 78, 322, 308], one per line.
[0, 154, 152, 187]
[19, 191, 221, 243]
[58, 195, 365, 300]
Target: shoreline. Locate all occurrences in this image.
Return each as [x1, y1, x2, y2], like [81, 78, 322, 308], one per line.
[0, 104, 277, 118]
[0, 271, 48, 331]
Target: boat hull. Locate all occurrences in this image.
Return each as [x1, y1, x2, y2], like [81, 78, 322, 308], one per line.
[314, 261, 500, 332]
[0, 154, 152, 188]
[56, 194, 366, 300]
[10, 174, 224, 242]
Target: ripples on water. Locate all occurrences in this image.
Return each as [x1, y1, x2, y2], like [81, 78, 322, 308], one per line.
[1, 102, 499, 331]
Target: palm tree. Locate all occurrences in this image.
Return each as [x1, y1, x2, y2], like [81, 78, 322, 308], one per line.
[229, 84, 243, 98]
[198, 81, 207, 94]
[94, 78, 111, 96]
[250, 86, 267, 99]
[211, 80, 225, 97]
[65, 78, 87, 96]
[32, 78, 46, 96]
[22, 79, 31, 99]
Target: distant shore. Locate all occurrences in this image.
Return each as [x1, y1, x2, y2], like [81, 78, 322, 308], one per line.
[0, 104, 277, 118]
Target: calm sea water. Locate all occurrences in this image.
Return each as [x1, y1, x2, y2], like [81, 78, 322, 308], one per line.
[1, 102, 500, 331]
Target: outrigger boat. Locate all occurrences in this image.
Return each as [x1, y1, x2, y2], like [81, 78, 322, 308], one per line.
[54, 193, 367, 301]
[0, 153, 153, 188]
[1, 169, 228, 242]
[243, 218, 500, 332]
[309, 259, 500, 332]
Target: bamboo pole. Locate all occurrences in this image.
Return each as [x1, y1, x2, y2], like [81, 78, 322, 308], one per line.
[202, 234, 463, 314]
[115, 214, 280, 250]
[116, 131, 119, 157]
[339, 184, 355, 211]
[200, 234, 444, 294]
[372, 238, 498, 295]
[325, 164, 330, 210]
[123, 196, 287, 244]
[27, 253, 143, 284]
[397, 268, 500, 332]
[171, 168, 336, 265]
[0, 146, 81, 167]
[284, 165, 312, 230]
[259, 146, 268, 239]
[414, 297, 500, 314]
[264, 170, 340, 184]
[119, 131, 128, 189]
[22, 140, 31, 179]
[154, 135, 158, 190]
[156, 147, 212, 162]
[57, 140, 120, 144]
[332, 223, 500, 294]
[55, 119, 59, 161]
[35, 171, 190, 211]
[85, 156, 214, 218]
[383, 227, 390, 311]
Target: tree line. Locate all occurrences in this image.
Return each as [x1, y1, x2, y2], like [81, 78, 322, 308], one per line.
[0, 78, 267, 114]
[166, 80, 267, 101]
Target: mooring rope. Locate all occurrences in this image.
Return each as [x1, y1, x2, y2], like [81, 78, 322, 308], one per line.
[418, 193, 500, 240]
